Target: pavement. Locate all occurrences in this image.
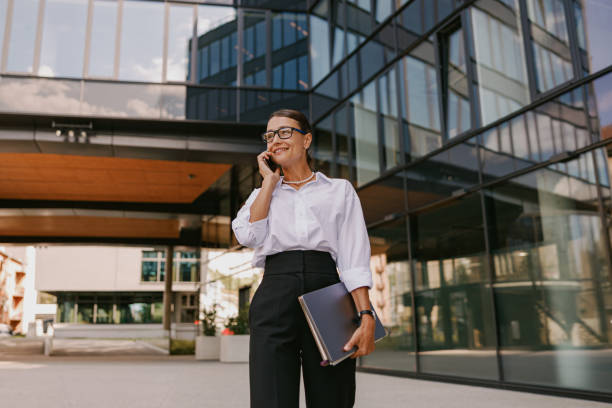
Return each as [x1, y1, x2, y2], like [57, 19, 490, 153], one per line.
[0, 339, 610, 407]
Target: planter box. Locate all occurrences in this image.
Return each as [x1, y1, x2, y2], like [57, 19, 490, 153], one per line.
[220, 334, 250, 363]
[195, 336, 220, 360]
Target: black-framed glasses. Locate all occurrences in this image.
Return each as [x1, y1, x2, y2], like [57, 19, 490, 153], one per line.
[261, 127, 306, 143]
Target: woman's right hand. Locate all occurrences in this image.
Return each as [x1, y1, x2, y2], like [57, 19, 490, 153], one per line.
[257, 151, 281, 183]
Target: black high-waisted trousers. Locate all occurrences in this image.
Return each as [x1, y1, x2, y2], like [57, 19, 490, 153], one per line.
[249, 249, 356, 408]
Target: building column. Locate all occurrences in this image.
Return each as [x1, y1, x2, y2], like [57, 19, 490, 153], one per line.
[163, 245, 174, 332]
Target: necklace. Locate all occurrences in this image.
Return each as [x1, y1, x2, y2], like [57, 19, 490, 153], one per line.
[282, 171, 315, 184]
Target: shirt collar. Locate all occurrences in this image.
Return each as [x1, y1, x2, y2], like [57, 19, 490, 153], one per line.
[274, 171, 330, 193]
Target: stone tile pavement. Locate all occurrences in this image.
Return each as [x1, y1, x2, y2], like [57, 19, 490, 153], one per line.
[0, 355, 610, 408]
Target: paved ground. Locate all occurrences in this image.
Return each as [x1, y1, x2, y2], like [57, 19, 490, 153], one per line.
[0, 355, 610, 408]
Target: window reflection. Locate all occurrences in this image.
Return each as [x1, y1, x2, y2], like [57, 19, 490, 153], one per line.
[88, 0, 118, 78]
[471, 1, 529, 126]
[6, 0, 39, 73]
[574, 0, 612, 76]
[399, 41, 442, 160]
[335, 105, 352, 180]
[361, 218, 416, 371]
[119, 0, 164, 82]
[0, 0, 8, 62]
[442, 26, 471, 139]
[479, 81, 591, 183]
[39, 0, 88, 78]
[196, 5, 237, 86]
[166, 4, 194, 82]
[313, 115, 333, 175]
[413, 194, 498, 379]
[379, 67, 401, 170]
[350, 81, 380, 186]
[310, 0, 331, 85]
[527, 0, 573, 93]
[487, 152, 611, 393]
[271, 12, 309, 90]
[243, 10, 266, 86]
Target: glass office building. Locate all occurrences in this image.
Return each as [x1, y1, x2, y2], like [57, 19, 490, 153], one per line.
[0, 0, 611, 401]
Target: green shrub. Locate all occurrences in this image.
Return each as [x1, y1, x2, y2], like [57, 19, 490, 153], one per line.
[225, 306, 249, 335]
[201, 305, 218, 336]
[170, 339, 195, 355]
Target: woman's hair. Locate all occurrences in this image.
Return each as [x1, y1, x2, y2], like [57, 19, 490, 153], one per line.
[269, 109, 313, 169]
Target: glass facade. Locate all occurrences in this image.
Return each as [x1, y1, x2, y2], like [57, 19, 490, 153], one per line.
[140, 250, 200, 283]
[0, 0, 611, 400]
[56, 293, 163, 324]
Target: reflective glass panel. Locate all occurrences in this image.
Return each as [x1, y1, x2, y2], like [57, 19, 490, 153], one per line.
[405, 136, 480, 210]
[527, 0, 573, 93]
[88, 0, 118, 78]
[0, 0, 8, 60]
[413, 194, 499, 379]
[574, 0, 612, 76]
[444, 26, 471, 138]
[243, 11, 266, 86]
[399, 41, 442, 160]
[488, 151, 611, 393]
[39, 0, 88, 78]
[167, 4, 194, 82]
[77, 303, 94, 323]
[310, 0, 331, 85]
[57, 299, 75, 323]
[361, 218, 416, 371]
[313, 114, 333, 175]
[271, 12, 309, 90]
[471, 1, 529, 126]
[119, 0, 164, 82]
[6, 0, 39, 73]
[379, 67, 401, 170]
[141, 261, 158, 282]
[335, 104, 351, 180]
[351, 81, 380, 186]
[196, 5, 237, 85]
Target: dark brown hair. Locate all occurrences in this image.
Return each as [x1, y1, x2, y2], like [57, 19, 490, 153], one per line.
[269, 109, 313, 169]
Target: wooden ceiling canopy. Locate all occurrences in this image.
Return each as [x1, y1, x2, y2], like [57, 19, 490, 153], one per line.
[0, 153, 231, 203]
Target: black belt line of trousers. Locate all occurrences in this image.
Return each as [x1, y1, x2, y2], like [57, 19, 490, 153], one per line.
[249, 249, 356, 408]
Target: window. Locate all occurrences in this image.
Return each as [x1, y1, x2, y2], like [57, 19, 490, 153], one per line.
[0, 1, 7, 61]
[310, 4, 331, 85]
[441, 26, 471, 139]
[470, 4, 529, 126]
[140, 250, 165, 282]
[526, 0, 573, 93]
[351, 81, 380, 186]
[243, 10, 266, 86]
[5, 0, 39, 73]
[196, 5, 237, 85]
[39, 0, 88, 78]
[88, 0, 118, 78]
[118, 0, 164, 82]
[166, 4, 194, 82]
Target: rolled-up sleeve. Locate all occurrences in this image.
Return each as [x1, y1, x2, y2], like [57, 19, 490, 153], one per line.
[231, 188, 269, 248]
[336, 180, 373, 292]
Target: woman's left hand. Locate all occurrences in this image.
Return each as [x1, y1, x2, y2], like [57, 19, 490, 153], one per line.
[343, 315, 376, 358]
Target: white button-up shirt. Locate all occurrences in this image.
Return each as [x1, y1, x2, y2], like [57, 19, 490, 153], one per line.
[231, 171, 373, 292]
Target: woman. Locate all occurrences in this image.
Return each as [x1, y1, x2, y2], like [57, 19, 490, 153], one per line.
[231, 109, 375, 408]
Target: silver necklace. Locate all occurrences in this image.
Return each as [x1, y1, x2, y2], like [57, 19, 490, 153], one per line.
[282, 171, 315, 184]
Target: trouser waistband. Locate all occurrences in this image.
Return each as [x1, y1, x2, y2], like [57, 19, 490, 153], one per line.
[264, 250, 336, 275]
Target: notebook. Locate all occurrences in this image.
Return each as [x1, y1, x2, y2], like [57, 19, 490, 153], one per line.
[298, 282, 387, 366]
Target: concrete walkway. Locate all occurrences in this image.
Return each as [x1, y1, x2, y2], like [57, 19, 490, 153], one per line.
[0, 356, 609, 408]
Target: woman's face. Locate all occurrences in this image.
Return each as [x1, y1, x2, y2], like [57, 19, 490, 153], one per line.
[266, 116, 311, 168]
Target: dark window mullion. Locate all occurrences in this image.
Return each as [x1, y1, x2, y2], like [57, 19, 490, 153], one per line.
[518, 0, 538, 101]
[462, 8, 481, 129]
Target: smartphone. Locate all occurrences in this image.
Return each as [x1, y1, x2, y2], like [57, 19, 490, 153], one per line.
[265, 156, 278, 172]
